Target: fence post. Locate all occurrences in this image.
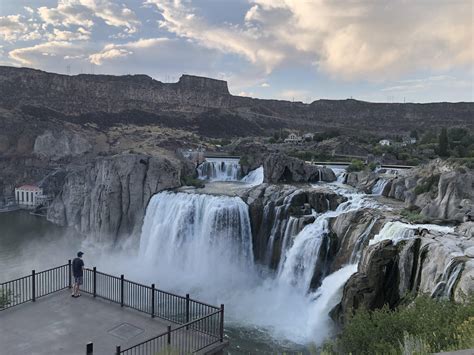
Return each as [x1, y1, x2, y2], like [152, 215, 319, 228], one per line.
[32, 270, 36, 302]
[93, 267, 97, 298]
[151, 283, 155, 318]
[86, 342, 93, 355]
[219, 304, 224, 342]
[120, 274, 124, 307]
[167, 325, 171, 345]
[115, 345, 121, 355]
[186, 294, 190, 328]
[68, 259, 72, 289]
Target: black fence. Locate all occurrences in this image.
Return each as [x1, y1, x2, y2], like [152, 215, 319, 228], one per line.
[0, 263, 69, 310]
[0, 262, 224, 354]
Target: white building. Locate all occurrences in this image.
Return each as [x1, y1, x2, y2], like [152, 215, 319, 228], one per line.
[379, 139, 391, 146]
[15, 185, 43, 207]
[284, 133, 303, 143]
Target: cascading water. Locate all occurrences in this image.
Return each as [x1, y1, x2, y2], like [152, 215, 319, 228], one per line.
[371, 178, 390, 195]
[139, 191, 254, 288]
[241, 166, 264, 186]
[197, 158, 241, 181]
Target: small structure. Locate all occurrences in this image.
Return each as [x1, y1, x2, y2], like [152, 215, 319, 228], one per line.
[379, 139, 391, 146]
[14, 185, 43, 207]
[303, 133, 314, 141]
[284, 133, 303, 144]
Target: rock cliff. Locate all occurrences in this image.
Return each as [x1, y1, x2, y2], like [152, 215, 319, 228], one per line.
[47, 154, 182, 242]
[1, 66, 472, 137]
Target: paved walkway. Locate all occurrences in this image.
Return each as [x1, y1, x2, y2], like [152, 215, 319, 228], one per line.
[0, 290, 174, 355]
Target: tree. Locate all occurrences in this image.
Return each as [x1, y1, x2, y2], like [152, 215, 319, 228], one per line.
[410, 130, 419, 139]
[438, 128, 449, 157]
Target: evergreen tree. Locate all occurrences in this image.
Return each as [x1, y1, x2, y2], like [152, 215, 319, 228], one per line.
[438, 128, 449, 157]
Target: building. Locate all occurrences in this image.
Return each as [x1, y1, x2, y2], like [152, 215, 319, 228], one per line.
[284, 133, 303, 143]
[379, 139, 391, 146]
[15, 185, 43, 207]
[303, 133, 315, 140]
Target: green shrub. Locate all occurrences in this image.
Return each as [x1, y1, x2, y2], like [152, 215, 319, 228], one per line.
[0, 289, 12, 309]
[346, 159, 365, 172]
[181, 176, 204, 188]
[400, 208, 423, 223]
[368, 162, 378, 171]
[324, 296, 474, 354]
[414, 174, 440, 195]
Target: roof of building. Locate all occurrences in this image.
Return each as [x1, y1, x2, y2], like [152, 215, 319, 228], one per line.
[16, 185, 42, 191]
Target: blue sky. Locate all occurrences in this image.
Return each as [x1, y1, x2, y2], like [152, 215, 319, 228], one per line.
[0, 0, 472, 103]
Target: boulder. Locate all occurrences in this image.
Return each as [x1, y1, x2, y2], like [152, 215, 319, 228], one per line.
[263, 153, 336, 183]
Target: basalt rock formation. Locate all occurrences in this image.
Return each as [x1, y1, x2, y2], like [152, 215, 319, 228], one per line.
[47, 153, 182, 242]
[1, 66, 473, 137]
[240, 184, 346, 268]
[263, 153, 336, 183]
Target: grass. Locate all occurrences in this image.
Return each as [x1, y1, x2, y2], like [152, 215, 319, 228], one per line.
[322, 296, 474, 354]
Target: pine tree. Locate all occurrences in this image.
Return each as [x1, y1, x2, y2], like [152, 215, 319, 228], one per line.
[438, 128, 449, 157]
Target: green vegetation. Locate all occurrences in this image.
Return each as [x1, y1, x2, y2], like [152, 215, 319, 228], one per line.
[323, 296, 474, 354]
[346, 159, 365, 172]
[438, 128, 449, 157]
[181, 176, 205, 188]
[400, 208, 423, 223]
[414, 174, 440, 195]
[367, 162, 378, 171]
[0, 289, 12, 309]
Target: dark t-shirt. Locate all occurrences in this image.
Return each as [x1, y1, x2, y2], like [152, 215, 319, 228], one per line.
[72, 257, 84, 277]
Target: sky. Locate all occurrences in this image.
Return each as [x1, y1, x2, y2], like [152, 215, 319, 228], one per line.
[0, 0, 473, 103]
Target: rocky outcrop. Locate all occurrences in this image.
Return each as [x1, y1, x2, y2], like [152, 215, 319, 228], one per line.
[239, 184, 346, 267]
[333, 226, 474, 324]
[263, 153, 336, 184]
[47, 154, 182, 242]
[386, 161, 474, 222]
[34, 130, 92, 160]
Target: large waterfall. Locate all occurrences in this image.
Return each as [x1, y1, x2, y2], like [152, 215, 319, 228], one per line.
[139, 191, 254, 284]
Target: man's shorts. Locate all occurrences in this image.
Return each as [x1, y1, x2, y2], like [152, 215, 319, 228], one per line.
[74, 276, 83, 285]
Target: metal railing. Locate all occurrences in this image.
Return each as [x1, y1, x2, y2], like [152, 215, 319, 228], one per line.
[1, 262, 225, 354]
[0, 263, 69, 310]
[81, 268, 224, 354]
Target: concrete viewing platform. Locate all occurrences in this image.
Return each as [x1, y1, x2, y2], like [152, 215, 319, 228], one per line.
[0, 290, 225, 355]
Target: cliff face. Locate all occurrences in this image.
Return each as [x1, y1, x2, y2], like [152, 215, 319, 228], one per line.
[1, 66, 472, 136]
[47, 154, 182, 242]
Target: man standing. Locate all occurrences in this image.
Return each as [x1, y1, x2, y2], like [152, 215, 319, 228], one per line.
[72, 251, 84, 298]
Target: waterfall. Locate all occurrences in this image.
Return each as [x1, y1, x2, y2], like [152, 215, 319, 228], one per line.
[369, 221, 454, 246]
[371, 178, 390, 195]
[197, 158, 241, 181]
[139, 191, 254, 280]
[241, 166, 264, 186]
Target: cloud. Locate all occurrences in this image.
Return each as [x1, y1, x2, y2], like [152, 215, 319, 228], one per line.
[9, 41, 84, 65]
[261, 82, 270, 87]
[0, 15, 41, 41]
[89, 46, 132, 65]
[47, 28, 91, 41]
[38, 0, 140, 33]
[147, 0, 473, 81]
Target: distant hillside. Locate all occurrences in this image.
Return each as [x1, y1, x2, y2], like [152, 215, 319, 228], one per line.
[0, 66, 472, 137]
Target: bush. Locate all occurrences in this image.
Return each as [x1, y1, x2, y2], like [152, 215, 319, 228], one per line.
[346, 159, 365, 172]
[181, 176, 204, 188]
[414, 174, 440, 195]
[0, 289, 11, 309]
[400, 208, 423, 223]
[324, 296, 474, 354]
[368, 162, 378, 171]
